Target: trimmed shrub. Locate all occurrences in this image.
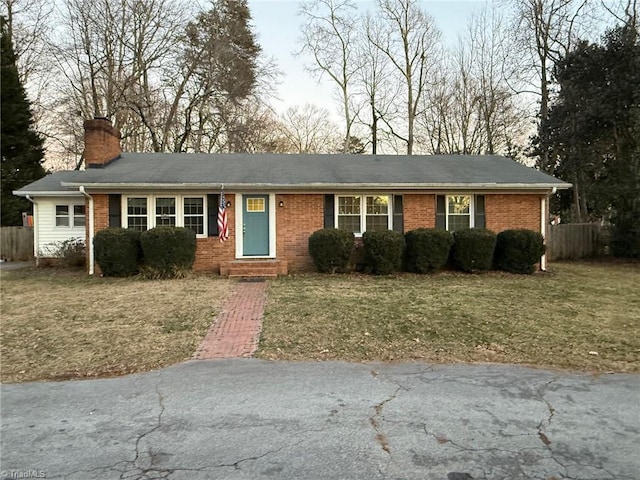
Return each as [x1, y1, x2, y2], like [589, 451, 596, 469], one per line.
[495, 229, 546, 274]
[451, 228, 496, 273]
[308, 228, 355, 273]
[405, 228, 454, 273]
[610, 209, 640, 259]
[93, 228, 142, 277]
[362, 230, 405, 275]
[140, 226, 196, 278]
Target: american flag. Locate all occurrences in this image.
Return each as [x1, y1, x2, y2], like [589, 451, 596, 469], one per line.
[218, 191, 229, 242]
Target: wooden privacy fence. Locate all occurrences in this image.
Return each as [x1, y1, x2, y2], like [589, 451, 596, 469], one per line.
[0, 227, 34, 261]
[546, 223, 605, 261]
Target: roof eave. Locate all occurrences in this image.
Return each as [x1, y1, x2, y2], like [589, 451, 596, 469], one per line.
[61, 182, 572, 191]
[13, 189, 84, 197]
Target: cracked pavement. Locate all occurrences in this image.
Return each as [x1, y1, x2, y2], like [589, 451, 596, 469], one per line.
[1, 360, 638, 480]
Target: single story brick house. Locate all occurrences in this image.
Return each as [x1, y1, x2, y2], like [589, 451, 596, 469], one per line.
[14, 118, 571, 275]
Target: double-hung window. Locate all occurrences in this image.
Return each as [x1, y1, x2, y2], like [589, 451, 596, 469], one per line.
[436, 194, 485, 231]
[155, 197, 176, 226]
[336, 195, 392, 235]
[127, 197, 148, 231]
[55, 204, 85, 228]
[447, 195, 472, 231]
[55, 205, 70, 227]
[183, 197, 205, 235]
[124, 195, 206, 236]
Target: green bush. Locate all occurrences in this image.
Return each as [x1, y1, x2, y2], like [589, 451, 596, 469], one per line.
[610, 209, 640, 259]
[140, 226, 196, 278]
[495, 229, 546, 274]
[405, 228, 454, 273]
[451, 228, 496, 273]
[362, 230, 405, 275]
[308, 228, 355, 273]
[93, 228, 142, 277]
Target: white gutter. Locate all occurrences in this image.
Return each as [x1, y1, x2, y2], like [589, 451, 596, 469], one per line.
[13, 191, 83, 197]
[79, 187, 95, 275]
[60, 181, 573, 191]
[25, 195, 39, 266]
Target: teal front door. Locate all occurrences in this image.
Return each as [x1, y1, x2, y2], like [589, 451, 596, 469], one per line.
[243, 195, 269, 256]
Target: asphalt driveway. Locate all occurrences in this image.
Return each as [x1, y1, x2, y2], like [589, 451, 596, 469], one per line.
[1, 360, 638, 480]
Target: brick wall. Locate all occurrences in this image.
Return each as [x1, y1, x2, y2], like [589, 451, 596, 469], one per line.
[192, 202, 236, 272]
[485, 194, 542, 233]
[276, 194, 324, 272]
[87, 191, 544, 275]
[404, 194, 436, 230]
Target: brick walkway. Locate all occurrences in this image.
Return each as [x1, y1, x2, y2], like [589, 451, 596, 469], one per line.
[193, 281, 268, 360]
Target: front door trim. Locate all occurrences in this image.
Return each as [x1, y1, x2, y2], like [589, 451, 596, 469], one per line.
[235, 193, 276, 259]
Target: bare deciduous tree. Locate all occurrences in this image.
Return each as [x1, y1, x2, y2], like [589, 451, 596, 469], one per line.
[367, 0, 442, 154]
[298, 0, 359, 153]
[504, 0, 591, 170]
[278, 103, 341, 153]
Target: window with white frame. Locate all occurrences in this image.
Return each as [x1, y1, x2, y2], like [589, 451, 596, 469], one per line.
[183, 197, 205, 235]
[124, 195, 206, 236]
[447, 195, 472, 231]
[127, 197, 148, 231]
[155, 197, 176, 226]
[435, 194, 486, 231]
[55, 204, 85, 228]
[336, 195, 391, 235]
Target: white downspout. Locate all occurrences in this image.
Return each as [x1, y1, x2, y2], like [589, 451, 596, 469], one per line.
[79, 187, 95, 275]
[25, 195, 39, 266]
[540, 187, 557, 272]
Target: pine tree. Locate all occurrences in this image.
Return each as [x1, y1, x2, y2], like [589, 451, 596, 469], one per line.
[1, 16, 46, 226]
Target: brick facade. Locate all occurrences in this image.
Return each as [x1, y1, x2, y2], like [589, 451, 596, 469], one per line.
[404, 194, 437, 230]
[275, 194, 324, 272]
[88, 191, 545, 274]
[485, 194, 541, 233]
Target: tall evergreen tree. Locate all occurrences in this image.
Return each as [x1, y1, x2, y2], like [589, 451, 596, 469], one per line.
[1, 15, 46, 226]
[543, 22, 640, 257]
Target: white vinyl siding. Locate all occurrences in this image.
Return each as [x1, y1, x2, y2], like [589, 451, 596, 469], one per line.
[34, 196, 86, 257]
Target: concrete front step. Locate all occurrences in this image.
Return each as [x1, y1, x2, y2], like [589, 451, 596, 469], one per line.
[220, 259, 288, 277]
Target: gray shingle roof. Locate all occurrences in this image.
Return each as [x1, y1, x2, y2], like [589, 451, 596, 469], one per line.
[15, 153, 571, 195]
[13, 171, 85, 195]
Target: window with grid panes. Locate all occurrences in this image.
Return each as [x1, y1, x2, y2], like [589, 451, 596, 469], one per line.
[127, 197, 148, 231]
[337, 195, 361, 233]
[447, 195, 471, 231]
[365, 196, 389, 231]
[155, 197, 176, 226]
[183, 197, 204, 235]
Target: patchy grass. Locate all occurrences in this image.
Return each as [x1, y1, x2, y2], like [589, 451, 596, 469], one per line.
[258, 262, 640, 372]
[0, 269, 232, 383]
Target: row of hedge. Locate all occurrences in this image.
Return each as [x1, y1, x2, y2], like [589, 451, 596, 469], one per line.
[309, 228, 545, 275]
[93, 227, 196, 277]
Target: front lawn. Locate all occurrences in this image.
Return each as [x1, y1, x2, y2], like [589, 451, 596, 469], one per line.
[1, 262, 637, 383]
[0, 269, 232, 383]
[258, 262, 640, 372]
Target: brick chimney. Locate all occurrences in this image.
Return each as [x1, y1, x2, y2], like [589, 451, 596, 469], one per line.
[83, 117, 122, 168]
